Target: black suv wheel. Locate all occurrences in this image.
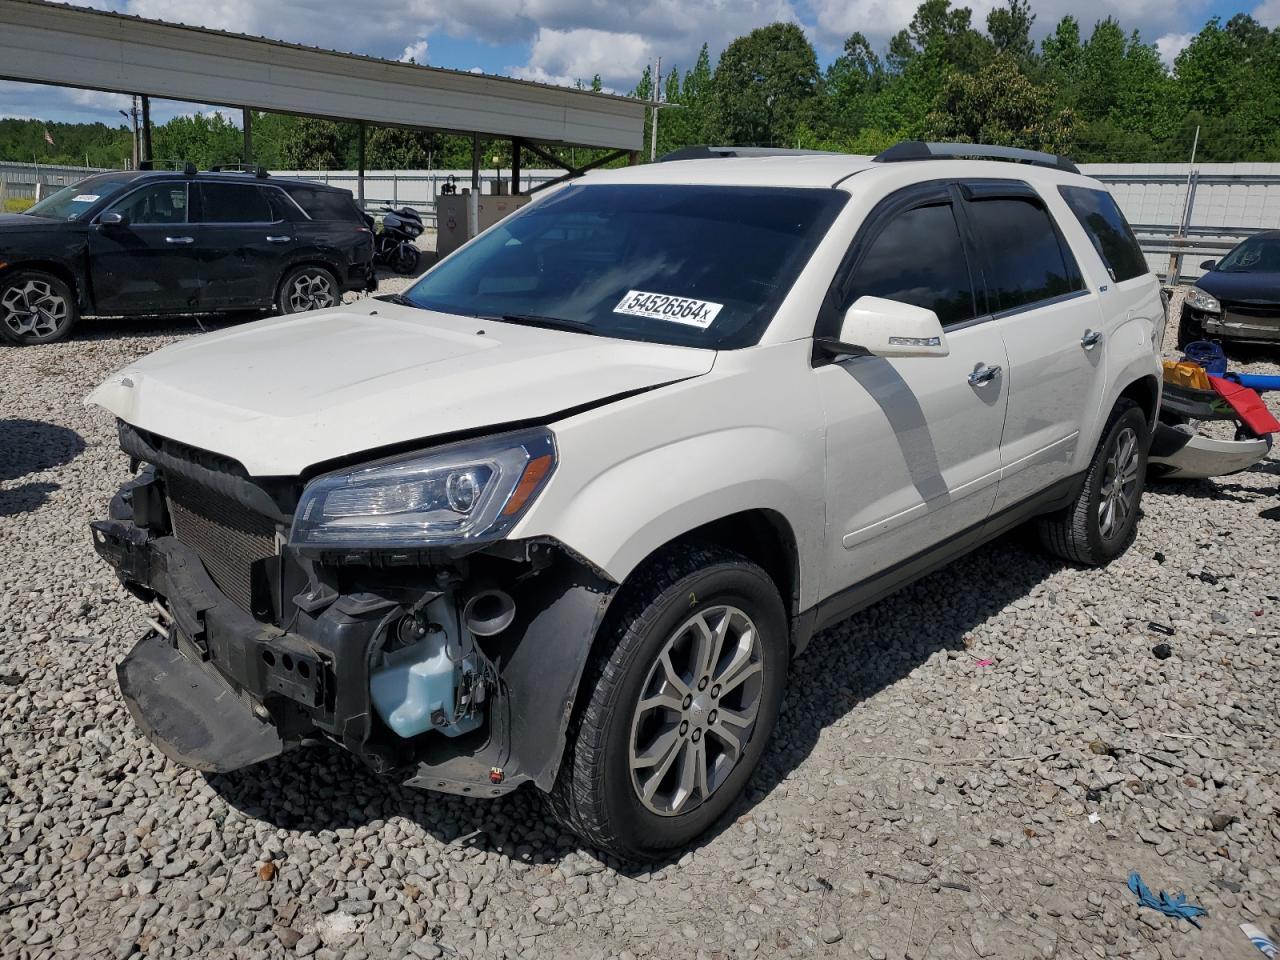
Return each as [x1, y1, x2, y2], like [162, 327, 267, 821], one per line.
[277, 265, 338, 315]
[0, 271, 79, 345]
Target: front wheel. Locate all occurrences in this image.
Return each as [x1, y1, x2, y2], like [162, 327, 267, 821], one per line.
[0, 270, 79, 345]
[1038, 398, 1149, 566]
[277, 265, 338, 315]
[548, 545, 788, 861]
[392, 243, 421, 275]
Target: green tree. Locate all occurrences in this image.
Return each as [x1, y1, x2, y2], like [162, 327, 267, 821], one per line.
[278, 117, 355, 169]
[711, 22, 820, 146]
[986, 0, 1035, 66]
[925, 53, 1075, 153]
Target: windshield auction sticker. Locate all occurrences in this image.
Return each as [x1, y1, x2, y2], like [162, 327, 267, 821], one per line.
[71, 194, 100, 203]
[614, 290, 723, 328]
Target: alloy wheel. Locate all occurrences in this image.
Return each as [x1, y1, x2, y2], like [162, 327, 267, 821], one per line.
[1098, 425, 1140, 541]
[2, 279, 69, 341]
[287, 272, 336, 312]
[629, 605, 765, 817]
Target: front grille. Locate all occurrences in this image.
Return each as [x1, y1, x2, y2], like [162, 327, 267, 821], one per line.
[166, 475, 278, 613]
[1222, 300, 1280, 320]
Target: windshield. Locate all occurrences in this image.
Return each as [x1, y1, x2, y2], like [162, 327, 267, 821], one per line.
[24, 174, 137, 221]
[403, 183, 848, 349]
[1217, 236, 1280, 273]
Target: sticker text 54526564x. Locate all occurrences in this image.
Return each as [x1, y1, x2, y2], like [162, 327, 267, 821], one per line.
[613, 290, 724, 328]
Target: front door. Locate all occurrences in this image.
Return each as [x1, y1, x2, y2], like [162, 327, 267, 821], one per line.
[956, 181, 1108, 511]
[816, 189, 1009, 599]
[89, 181, 200, 315]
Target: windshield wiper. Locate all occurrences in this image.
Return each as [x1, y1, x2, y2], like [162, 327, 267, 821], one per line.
[376, 292, 421, 308]
[482, 313, 599, 335]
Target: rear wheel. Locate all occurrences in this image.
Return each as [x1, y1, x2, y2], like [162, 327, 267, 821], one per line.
[392, 244, 420, 275]
[548, 545, 788, 861]
[277, 265, 338, 315]
[0, 271, 79, 345]
[1038, 399, 1149, 566]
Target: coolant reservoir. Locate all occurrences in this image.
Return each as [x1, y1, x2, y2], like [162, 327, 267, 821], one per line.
[369, 631, 481, 739]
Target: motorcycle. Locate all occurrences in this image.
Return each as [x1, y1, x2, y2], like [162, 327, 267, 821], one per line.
[370, 205, 424, 275]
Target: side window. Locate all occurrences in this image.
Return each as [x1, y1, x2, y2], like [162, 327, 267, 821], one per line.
[285, 187, 364, 223]
[264, 188, 302, 222]
[1058, 186, 1149, 282]
[109, 183, 187, 225]
[847, 202, 977, 327]
[964, 197, 1084, 313]
[200, 183, 272, 224]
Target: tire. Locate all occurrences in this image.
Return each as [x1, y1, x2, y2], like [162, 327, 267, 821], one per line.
[392, 244, 420, 275]
[547, 544, 789, 861]
[276, 265, 339, 315]
[1038, 398, 1149, 566]
[1176, 307, 1205, 349]
[0, 270, 79, 345]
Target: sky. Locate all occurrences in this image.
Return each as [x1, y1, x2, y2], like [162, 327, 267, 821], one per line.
[0, 0, 1271, 127]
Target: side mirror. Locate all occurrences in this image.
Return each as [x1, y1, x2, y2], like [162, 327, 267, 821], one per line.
[99, 211, 129, 228]
[1199, 259, 1217, 271]
[819, 296, 949, 359]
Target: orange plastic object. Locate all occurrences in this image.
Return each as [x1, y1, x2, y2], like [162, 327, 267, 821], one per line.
[1162, 360, 1211, 391]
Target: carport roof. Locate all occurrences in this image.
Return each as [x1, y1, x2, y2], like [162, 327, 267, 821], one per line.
[0, 0, 648, 151]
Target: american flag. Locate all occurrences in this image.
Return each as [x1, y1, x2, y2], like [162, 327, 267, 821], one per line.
[43, 128, 54, 146]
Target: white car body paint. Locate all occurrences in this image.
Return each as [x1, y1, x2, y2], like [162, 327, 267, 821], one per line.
[89, 152, 1163, 615]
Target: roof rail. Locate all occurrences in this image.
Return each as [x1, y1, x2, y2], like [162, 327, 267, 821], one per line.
[209, 163, 271, 178]
[137, 159, 197, 175]
[873, 141, 1079, 174]
[658, 145, 846, 162]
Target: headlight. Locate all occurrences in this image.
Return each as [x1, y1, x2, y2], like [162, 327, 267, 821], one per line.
[291, 428, 556, 549]
[1185, 287, 1221, 313]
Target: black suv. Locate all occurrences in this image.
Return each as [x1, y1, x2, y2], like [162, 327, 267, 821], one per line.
[0, 168, 375, 345]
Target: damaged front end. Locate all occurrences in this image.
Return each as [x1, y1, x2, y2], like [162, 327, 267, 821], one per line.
[93, 422, 615, 797]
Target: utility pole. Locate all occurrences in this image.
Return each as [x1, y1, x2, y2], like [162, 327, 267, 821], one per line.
[119, 98, 140, 169]
[1169, 124, 1200, 283]
[649, 56, 661, 163]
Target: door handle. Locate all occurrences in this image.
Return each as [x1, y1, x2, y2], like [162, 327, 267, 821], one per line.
[1080, 330, 1104, 349]
[266, 236, 293, 243]
[968, 364, 1002, 387]
[164, 236, 194, 244]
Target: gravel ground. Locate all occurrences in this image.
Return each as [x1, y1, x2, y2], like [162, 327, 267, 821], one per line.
[1, 279, 1278, 960]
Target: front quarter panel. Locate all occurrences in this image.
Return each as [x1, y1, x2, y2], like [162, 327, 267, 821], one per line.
[513, 339, 828, 610]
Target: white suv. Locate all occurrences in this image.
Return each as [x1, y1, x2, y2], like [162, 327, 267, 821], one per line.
[89, 142, 1163, 861]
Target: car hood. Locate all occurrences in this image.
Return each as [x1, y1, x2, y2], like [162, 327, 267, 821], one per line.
[87, 302, 716, 476]
[0, 213, 67, 232]
[1196, 269, 1280, 302]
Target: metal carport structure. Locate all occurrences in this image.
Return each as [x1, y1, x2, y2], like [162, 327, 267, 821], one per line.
[0, 0, 647, 197]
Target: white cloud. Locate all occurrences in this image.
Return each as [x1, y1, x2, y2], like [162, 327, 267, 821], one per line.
[513, 26, 651, 89]
[1255, 0, 1280, 27]
[1155, 31, 1193, 67]
[400, 39, 430, 63]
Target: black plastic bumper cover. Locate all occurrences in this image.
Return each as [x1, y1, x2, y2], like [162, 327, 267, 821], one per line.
[117, 630, 286, 773]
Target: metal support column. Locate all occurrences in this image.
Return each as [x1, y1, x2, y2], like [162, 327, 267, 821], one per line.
[511, 138, 522, 195]
[471, 134, 481, 193]
[357, 122, 366, 208]
[241, 107, 252, 165]
[140, 95, 152, 164]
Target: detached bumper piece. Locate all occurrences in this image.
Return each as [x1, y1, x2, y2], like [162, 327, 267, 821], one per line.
[117, 630, 286, 773]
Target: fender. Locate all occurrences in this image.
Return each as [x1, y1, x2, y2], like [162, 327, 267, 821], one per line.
[513, 339, 829, 611]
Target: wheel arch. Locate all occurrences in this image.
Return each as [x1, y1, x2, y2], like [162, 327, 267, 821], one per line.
[0, 260, 85, 309]
[1118, 373, 1161, 431]
[275, 257, 343, 301]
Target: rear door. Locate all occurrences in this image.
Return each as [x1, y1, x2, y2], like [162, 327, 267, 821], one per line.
[196, 182, 286, 309]
[815, 185, 1009, 597]
[88, 180, 200, 314]
[957, 180, 1105, 512]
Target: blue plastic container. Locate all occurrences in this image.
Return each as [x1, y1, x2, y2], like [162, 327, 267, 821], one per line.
[1182, 340, 1228, 378]
[370, 636, 481, 739]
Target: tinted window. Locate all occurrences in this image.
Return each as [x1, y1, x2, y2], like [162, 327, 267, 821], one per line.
[285, 186, 364, 222]
[965, 197, 1084, 312]
[1059, 186, 1149, 282]
[200, 183, 271, 223]
[404, 183, 848, 349]
[1216, 235, 1280, 273]
[847, 203, 976, 327]
[264, 188, 302, 222]
[109, 182, 188, 225]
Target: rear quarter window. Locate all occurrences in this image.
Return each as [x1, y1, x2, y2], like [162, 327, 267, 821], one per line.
[1058, 186, 1149, 283]
[284, 186, 364, 223]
